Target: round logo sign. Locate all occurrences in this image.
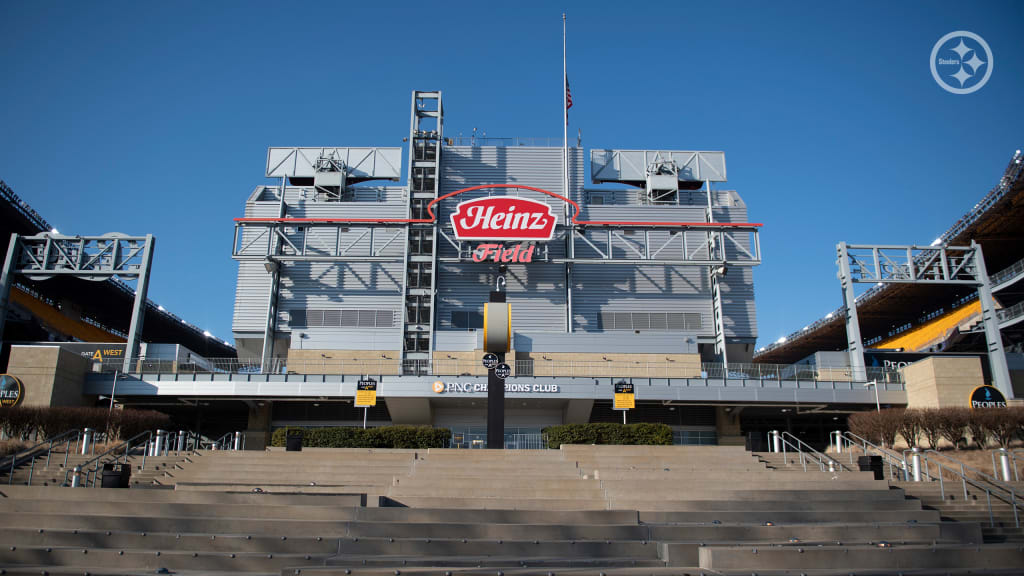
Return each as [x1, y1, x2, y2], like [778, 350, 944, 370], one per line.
[930, 31, 993, 95]
[482, 353, 499, 370]
[432, 381, 445, 394]
[0, 374, 25, 408]
[969, 385, 1006, 409]
[494, 363, 512, 380]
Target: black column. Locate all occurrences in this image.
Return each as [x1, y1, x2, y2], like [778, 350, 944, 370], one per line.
[487, 291, 506, 449]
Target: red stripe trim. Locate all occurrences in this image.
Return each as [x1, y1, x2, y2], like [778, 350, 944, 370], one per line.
[233, 184, 763, 229]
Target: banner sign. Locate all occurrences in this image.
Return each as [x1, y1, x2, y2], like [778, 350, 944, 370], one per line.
[614, 381, 635, 410]
[969, 385, 1006, 409]
[355, 379, 377, 407]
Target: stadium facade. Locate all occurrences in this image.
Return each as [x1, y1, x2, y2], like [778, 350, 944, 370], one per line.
[215, 91, 894, 446]
[5, 91, 911, 448]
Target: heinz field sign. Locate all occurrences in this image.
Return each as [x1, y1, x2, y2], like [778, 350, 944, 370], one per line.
[450, 196, 557, 242]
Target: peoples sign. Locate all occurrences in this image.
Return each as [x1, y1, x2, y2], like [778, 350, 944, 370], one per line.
[450, 196, 557, 242]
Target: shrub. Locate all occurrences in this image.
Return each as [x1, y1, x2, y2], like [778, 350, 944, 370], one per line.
[936, 407, 969, 449]
[897, 409, 922, 448]
[980, 407, 1024, 448]
[0, 406, 172, 443]
[269, 426, 450, 449]
[966, 409, 991, 449]
[848, 411, 880, 444]
[918, 409, 943, 449]
[542, 423, 672, 448]
[876, 409, 903, 448]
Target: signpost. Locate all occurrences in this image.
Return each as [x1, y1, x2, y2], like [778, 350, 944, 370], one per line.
[614, 381, 635, 424]
[494, 363, 511, 380]
[356, 378, 377, 429]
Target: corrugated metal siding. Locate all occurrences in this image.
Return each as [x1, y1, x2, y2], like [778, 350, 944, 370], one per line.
[713, 192, 757, 339]
[290, 328, 402, 350]
[231, 186, 407, 344]
[514, 331, 697, 354]
[436, 147, 582, 334]
[571, 264, 712, 334]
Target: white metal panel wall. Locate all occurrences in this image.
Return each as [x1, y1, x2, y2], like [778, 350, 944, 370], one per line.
[231, 186, 407, 345]
[571, 264, 712, 334]
[713, 191, 757, 339]
[436, 147, 582, 334]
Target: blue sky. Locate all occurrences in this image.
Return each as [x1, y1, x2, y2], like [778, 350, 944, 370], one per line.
[1, 1, 1022, 352]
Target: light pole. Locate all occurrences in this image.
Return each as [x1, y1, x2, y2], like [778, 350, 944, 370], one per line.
[865, 379, 880, 412]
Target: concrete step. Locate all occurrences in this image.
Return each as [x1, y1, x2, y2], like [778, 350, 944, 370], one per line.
[387, 487, 607, 500]
[333, 537, 661, 559]
[698, 543, 1024, 571]
[0, 545, 329, 572]
[381, 496, 611, 510]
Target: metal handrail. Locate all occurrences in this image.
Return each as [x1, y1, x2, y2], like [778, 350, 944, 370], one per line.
[90, 356, 907, 386]
[836, 431, 908, 481]
[64, 430, 153, 488]
[3, 428, 84, 486]
[904, 449, 1021, 528]
[779, 431, 843, 473]
[925, 449, 1019, 497]
[997, 450, 1023, 482]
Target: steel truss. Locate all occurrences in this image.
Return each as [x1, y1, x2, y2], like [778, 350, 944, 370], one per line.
[837, 241, 1013, 398]
[0, 233, 154, 372]
[434, 224, 761, 266]
[233, 221, 406, 262]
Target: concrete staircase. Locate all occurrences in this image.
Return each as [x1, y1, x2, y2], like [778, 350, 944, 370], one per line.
[0, 444, 1019, 575]
[2, 447, 193, 488]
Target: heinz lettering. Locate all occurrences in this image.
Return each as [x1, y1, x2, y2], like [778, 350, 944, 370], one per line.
[450, 196, 557, 242]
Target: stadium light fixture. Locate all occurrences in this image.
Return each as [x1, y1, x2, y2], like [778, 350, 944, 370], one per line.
[776, 336, 786, 344]
[50, 228, 59, 234]
[157, 305, 165, 311]
[930, 238, 942, 246]
[203, 330, 212, 338]
[826, 312, 833, 319]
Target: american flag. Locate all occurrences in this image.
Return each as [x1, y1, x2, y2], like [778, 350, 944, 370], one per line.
[566, 76, 573, 110]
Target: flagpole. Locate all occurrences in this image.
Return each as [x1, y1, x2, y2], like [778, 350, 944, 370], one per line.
[562, 13, 573, 333]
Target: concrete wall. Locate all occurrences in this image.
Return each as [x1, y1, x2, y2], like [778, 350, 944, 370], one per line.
[902, 356, 984, 408]
[287, 349, 401, 375]
[6, 345, 90, 407]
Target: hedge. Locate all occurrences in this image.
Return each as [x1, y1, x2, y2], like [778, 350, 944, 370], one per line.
[542, 423, 673, 448]
[270, 425, 450, 449]
[0, 406, 172, 442]
[848, 407, 1024, 449]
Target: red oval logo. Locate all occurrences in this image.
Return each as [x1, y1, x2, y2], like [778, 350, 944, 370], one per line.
[449, 196, 558, 241]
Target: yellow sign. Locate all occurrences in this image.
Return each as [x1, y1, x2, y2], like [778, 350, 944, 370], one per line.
[0, 374, 25, 408]
[355, 380, 377, 407]
[613, 381, 635, 410]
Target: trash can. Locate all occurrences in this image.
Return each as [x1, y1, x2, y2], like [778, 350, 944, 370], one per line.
[286, 429, 304, 452]
[745, 431, 765, 452]
[857, 455, 884, 480]
[101, 462, 132, 488]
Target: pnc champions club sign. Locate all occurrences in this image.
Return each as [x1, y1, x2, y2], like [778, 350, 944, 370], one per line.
[450, 196, 557, 263]
[0, 374, 25, 408]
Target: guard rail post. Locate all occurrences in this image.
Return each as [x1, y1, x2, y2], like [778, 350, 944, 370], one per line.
[770, 430, 781, 453]
[81, 428, 94, 455]
[911, 447, 922, 482]
[70, 465, 82, 487]
[233, 431, 242, 451]
[176, 430, 186, 453]
[153, 430, 166, 456]
[997, 448, 1013, 482]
